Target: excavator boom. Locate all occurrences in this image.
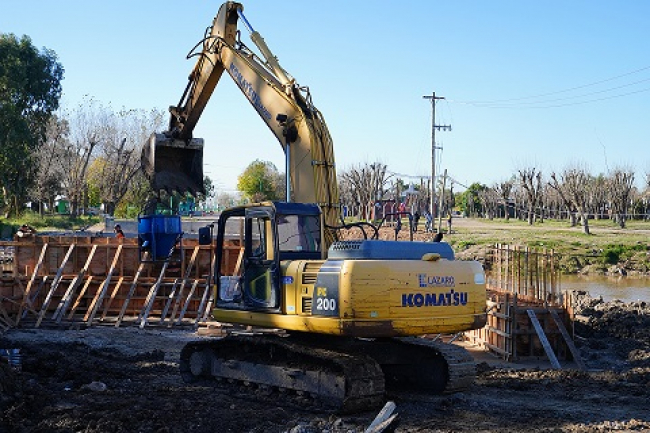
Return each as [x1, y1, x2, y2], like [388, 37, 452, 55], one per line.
[141, 1, 339, 235]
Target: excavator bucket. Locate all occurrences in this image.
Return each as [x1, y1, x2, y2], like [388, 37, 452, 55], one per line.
[141, 133, 205, 195]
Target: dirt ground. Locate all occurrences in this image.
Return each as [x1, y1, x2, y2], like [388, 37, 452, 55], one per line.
[1, 222, 649, 432]
[1, 293, 649, 433]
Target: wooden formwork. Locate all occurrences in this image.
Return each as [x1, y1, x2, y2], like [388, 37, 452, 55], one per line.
[487, 244, 561, 303]
[0, 235, 244, 331]
[467, 292, 571, 362]
[468, 244, 585, 368]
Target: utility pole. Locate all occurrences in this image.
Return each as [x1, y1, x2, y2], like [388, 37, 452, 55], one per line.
[422, 92, 451, 221]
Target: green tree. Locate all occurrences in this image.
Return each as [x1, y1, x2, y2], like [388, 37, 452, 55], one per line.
[203, 175, 215, 200]
[237, 160, 281, 202]
[0, 34, 63, 217]
[458, 182, 487, 217]
[114, 171, 153, 217]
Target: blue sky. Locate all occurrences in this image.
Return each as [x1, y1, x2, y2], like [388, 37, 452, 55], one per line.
[3, 1, 649, 193]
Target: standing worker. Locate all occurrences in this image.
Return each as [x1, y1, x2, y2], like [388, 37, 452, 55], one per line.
[114, 224, 125, 238]
[413, 211, 420, 232]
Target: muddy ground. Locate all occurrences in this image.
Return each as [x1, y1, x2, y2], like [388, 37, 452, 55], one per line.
[0, 294, 648, 432]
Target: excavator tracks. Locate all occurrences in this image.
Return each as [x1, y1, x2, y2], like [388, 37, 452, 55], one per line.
[310, 336, 477, 395]
[384, 337, 477, 394]
[179, 334, 475, 413]
[180, 335, 385, 413]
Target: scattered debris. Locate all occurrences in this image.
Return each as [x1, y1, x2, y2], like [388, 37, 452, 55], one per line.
[364, 401, 398, 433]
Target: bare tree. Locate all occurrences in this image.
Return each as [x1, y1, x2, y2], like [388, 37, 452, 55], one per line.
[338, 162, 389, 220]
[495, 179, 513, 220]
[518, 168, 543, 225]
[547, 179, 577, 226]
[478, 185, 499, 220]
[65, 102, 165, 216]
[30, 114, 70, 214]
[549, 166, 591, 234]
[608, 167, 635, 228]
[588, 174, 607, 220]
[60, 97, 109, 215]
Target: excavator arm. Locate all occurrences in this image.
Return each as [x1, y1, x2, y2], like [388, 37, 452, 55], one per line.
[142, 2, 340, 236]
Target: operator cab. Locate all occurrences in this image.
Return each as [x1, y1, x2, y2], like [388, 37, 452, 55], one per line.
[214, 202, 324, 311]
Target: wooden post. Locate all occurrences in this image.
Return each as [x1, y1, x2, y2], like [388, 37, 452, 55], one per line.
[550, 309, 585, 370]
[163, 245, 200, 324]
[177, 280, 200, 325]
[68, 276, 94, 320]
[512, 293, 518, 361]
[195, 278, 214, 329]
[199, 251, 218, 324]
[504, 244, 508, 291]
[36, 244, 75, 328]
[115, 256, 148, 327]
[85, 244, 123, 325]
[16, 243, 48, 325]
[100, 276, 125, 321]
[139, 259, 173, 329]
[54, 244, 97, 323]
[526, 309, 561, 369]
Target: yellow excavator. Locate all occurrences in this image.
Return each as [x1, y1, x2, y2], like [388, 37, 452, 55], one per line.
[141, 2, 487, 412]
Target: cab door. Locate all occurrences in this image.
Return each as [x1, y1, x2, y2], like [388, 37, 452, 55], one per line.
[242, 207, 280, 309]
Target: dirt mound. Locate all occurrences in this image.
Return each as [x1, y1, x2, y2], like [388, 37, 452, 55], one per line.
[572, 293, 650, 371]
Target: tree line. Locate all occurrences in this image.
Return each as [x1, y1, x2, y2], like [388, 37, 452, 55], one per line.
[335, 162, 650, 235]
[3, 33, 649, 230]
[1, 33, 173, 219]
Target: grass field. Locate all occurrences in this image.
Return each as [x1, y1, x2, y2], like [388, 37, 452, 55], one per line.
[439, 217, 650, 274]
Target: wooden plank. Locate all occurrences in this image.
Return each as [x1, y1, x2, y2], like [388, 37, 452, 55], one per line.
[15, 243, 48, 325]
[67, 276, 93, 320]
[486, 326, 511, 338]
[54, 245, 98, 322]
[200, 296, 214, 324]
[177, 280, 200, 325]
[364, 401, 397, 433]
[165, 246, 200, 324]
[115, 256, 148, 327]
[139, 259, 173, 329]
[195, 251, 215, 328]
[194, 281, 212, 328]
[21, 276, 49, 320]
[1, 294, 38, 317]
[159, 278, 181, 323]
[85, 245, 123, 325]
[526, 309, 561, 368]
[233, 248, 245, 276]
[36, 244, 75, 327]
[100, 276, 125, 321]
[549, 309, 586, 370]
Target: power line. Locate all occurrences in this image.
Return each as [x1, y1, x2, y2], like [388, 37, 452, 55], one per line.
[465, 86, 650, 109]
[450, 64, 650, 108]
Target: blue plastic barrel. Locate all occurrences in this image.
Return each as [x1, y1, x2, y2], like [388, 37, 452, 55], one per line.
[138, 215, 182, 261]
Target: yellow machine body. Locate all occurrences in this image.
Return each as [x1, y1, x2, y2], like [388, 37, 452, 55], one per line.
[214, 257, 487, 337]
